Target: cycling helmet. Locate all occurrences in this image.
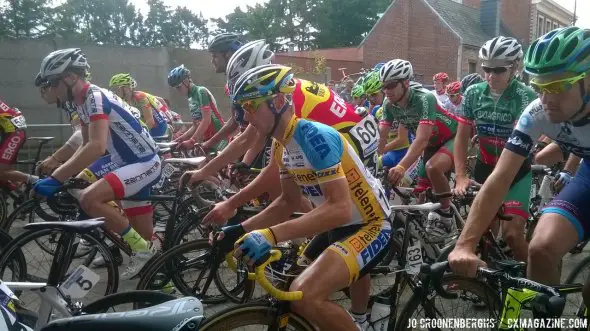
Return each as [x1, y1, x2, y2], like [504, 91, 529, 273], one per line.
[373, 62, 385, 71]
[446, 81, 462, 95]
[231, 64, 295, 103]
[109, 73, 137, 88]
[227, 39, 274, 91]
[460, 73, 483, 93]
[409, 81, 423, 89]
[433, 72, 449, 83]
[208, 33, 242, 53]
[525, 26, 590, 76]
[167, 65, 191, 87]
[351, 84, 364, 98]
[39, 48, 89, 79]
[379, 59, 413, 83]
[34, 72, 49, 87]
[479, 36, 522, 62]
[363, 70, 383, 95]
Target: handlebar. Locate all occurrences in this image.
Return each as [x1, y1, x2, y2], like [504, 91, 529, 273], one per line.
[246, 250, 303, 301]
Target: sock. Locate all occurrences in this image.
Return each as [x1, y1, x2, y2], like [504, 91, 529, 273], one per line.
[121, 226, 150, 252]
[350, 311, 368, 324]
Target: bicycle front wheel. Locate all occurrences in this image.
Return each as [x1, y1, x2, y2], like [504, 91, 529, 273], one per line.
[199, 302, 314, 331]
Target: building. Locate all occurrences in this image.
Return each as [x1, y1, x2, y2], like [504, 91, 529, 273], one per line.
[275, 0, 573, 84]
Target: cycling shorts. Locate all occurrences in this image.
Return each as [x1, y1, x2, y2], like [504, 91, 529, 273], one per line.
[81, 154, 161, 216]
[542, 160, 590, 242]
[0, 130, 25, 165]
[381, 148, 408, 168]
[474, 160, 532, 220]
[416, 138, 455, 192]
[302, 220, 391, 286]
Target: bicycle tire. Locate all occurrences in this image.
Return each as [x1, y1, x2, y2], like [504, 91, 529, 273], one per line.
[0, 228, 26, 282]
[0, 227, 118, 300]
[1, 198, 37, 232]
[0, 193, 7, 226]
[395, 274, 501, 331]
[136, 239, 253, 304]
[199, 302, 314, 331]
[82, 290, 178, 313]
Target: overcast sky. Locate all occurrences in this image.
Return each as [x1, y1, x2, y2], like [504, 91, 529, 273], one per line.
[128, 0, 588, 28]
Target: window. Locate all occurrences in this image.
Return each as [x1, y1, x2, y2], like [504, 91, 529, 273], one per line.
[546, 19, 552, 34]
[468, 61, 476, 74]
[537, 16, 544, 38]
[553, 22, 559, 30]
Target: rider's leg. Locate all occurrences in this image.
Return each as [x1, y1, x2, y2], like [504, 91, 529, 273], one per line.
[501, 217, 527, 261]
[424, 140, 454, 209]
[124, 202, 154, 241]
[349, 275, 371, 321]
[79, 179, 133, 234]
[501, 171, 533, 261]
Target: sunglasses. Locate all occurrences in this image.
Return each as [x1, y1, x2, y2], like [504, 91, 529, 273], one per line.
[382, 80, 401, 90]
[47, 77, 61, 87]
[239, 97, 271, 114]
[482, 65, 512, 74]
[448, 93, 460, 97]
[530, 73, 586, 95]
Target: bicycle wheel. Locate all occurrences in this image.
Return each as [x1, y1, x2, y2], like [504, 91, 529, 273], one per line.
[170, 207, 210, 247]
[136, 239, 253, 305]
[0, 227, 118, 310]
[82, 290, 178, 313]
[396, 274, 501, 331]
[199, 302, 314, 331]
[0, 193, 7, 226]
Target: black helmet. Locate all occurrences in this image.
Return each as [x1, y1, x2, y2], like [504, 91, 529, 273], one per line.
[460, 73, 483, 93]
[208, 33, 242, 53]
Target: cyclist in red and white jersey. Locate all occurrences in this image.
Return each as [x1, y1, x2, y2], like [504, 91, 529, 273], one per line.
[445, 81, 463, 114]
[0, 98, 34, 187]
[34, 48, 160, 279]
[432, 72, 451, 107]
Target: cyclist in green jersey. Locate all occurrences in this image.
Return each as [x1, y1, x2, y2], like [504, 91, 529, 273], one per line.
[454, 36, 536, 262]
[379, 59, 459, 242]
[167, 65, 227, 150]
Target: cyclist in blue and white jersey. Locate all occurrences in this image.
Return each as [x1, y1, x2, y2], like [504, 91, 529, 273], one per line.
[33, 48, 160, 278]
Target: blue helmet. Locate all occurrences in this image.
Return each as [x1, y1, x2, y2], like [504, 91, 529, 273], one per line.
[168, 65, 191, 87]
[373, 62, 385, 71]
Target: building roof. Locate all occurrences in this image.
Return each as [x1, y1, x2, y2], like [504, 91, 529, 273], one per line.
[276, 47, 362, 62]
[424, 0, 514, 47]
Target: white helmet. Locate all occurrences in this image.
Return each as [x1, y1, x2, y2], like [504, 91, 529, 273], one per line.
[227, 40, 274, 90]
[479, 36, 522, 62]
[39, 48, 89, 79]
[379, 59, 413, 83]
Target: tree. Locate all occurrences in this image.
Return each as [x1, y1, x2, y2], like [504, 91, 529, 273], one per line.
[167, 7, 208, 48]
[1, 0, 51, 38]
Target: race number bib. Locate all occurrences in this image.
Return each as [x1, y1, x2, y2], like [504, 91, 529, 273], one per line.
[350, 115, 379, 158]
[10, 115, 26, 129]
[406, 241, 423, 275]
[59, 265, 100, 298]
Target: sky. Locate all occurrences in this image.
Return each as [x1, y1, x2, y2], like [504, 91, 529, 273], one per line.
[128, 0, 588, 27]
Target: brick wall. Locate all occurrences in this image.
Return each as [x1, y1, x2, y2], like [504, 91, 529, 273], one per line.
[461, 45, 483, 78]
[500, 0, 532, 45]
[362, 0, 410, 68]
[463, 0, 481, 9]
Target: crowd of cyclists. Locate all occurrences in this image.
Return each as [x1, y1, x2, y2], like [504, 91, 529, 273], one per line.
[0, 23, 589, 330]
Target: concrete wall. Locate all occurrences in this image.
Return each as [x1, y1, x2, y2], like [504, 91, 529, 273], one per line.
[0, 37, 231, 139]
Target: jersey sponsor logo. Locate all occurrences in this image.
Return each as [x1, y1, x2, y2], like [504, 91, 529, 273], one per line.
[346, 168, 383, 223]
[475, 110, 513, 123]
[0, 102, 11, 112]
[87, 91, 98, 114]
[113, 122, 148, 154]
[436, 113, 453, 127]
[518, 113, 533, 129]
[476, 124, 513, 138]
[302, 184, 322, 197]
[359, 226, 392, 265]
[301, 122, 331, 159]
[123, 160, 160, 185]
[505, 130, 534, 156]
[329, 94, 348, 118]
[1, 135, 22, 160]
[304, 82, 325, 97]
[556, 124, 580, 145]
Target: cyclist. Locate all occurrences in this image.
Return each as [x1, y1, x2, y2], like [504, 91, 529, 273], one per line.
[351, 79, 366, 108]
[448, 27, 590, 294]
[379, 59, 459, 242]
[35, 73, 83, 175]
[460, 73, 483, 94]
[33, 48, 160, 278]
[445, 81, 462, 114]
[433, 72, 451, 106]
[363, 70, 384, 116]
[168, 65, 227, 150]
[209, 32, 243, 74]
[108, 73, 170, 139]
[220, 64, 391, 331]
[0, 98, 33, 185]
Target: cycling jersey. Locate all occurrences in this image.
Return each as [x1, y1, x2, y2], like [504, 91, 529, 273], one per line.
[130, 91, 169, 137]
[374, 106, 410, 151]
[188, 85, 226, 145]
[459, 79, 537, 165]
[380, 87, 458, 147]
[74, 84, 158, 165]
[0, 99, 26, 165]
[432, 90, 450, 109]
[273, 116, 391, 285]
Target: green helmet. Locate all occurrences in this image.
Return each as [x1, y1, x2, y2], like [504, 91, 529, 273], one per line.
[351, 84, 364, 98]
[362, 70, 383, 95]
[524, 26, 590, 76]
[109, 73, 137, 88]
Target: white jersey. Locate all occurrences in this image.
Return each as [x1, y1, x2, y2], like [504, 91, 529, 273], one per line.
[75, 84, 157, 164]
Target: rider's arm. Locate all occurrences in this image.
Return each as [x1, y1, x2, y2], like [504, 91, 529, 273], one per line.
[176, 124, 197, 142]
[377, 124, 389, 155]
[384, 125, 409, 152]
[204, 114, 237, 148]
[52, 119, 108, 182]
[454, 122, 472, 179]
[455, 150, 526, 251]
[140, 105, 156, 129]
[534, 142, 563, 166]
[563, 153, 582, 175]
[397, 123, 433, 170]
[226, 149, 280, 208]
[190, 108, 211, 142]
[134, 93, 156, 129]
[200, 125, 259, 175]
[242, 129, 266, 166]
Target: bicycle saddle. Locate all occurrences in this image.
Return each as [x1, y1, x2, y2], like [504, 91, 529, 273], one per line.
[23, 219, 105, 233]
[156, 141, 179, 148]
[40, 297, 204, 331]
[531, 164, 549, 174]
[28, 137, 55, 142]
[165, 157, 206, 167]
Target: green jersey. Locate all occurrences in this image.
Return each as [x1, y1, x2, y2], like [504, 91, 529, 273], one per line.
[458, 79, 537, 165]
[188, 85, 225, 142]
[380, 87, 458, 147]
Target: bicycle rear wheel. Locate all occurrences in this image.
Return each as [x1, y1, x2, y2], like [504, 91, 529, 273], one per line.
[199, 302, 314, 331]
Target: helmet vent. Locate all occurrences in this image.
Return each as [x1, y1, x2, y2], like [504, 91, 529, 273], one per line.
[562, 38, 579, 60]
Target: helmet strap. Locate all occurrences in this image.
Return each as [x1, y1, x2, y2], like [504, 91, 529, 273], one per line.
[267, 95, 291, 139]
[569, 80, 590, 123]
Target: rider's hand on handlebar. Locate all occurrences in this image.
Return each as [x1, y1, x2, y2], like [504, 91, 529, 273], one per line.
[179, 138, 196, 150]
[552, 171, 572, 193]
[33, 176, 62, 197]
[36, 156, 60, 176]
[210, 224, 246, 255]
[181, 169, 206, 188]
[387, 165, 405, 186]
[234, 229, 277, 266]
[448, 245, 487, 278]
[453, 175, 471, 197]
[203, 200, 237, 226]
